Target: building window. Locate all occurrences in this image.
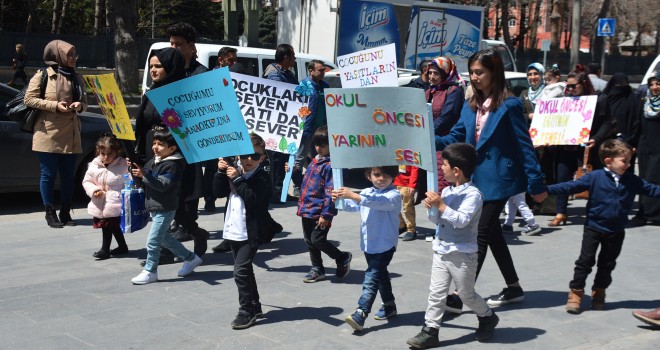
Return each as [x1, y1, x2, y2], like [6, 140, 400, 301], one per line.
[488, 19, 493, 27]
[508, 19, 516, 27]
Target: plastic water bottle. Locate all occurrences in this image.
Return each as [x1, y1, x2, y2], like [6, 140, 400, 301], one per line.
[123, 174, 132, 190]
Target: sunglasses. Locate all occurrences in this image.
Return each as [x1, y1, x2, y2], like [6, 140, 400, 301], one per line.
[239, 153, 263, 161]
[565, 82, 581, 90]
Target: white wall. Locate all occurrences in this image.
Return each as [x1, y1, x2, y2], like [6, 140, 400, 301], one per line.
[277, 0, 340, 62]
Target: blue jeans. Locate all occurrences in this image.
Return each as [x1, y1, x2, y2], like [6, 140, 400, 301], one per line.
[144, 211, 195, 273]
[37, 152, 77, 205]
[357, 247, 396, 313]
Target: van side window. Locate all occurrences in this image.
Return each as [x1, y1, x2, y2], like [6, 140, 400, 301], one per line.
[493, 45, 515, 71]
[262, 58, 298, 81]
[208, 56, 258, 77]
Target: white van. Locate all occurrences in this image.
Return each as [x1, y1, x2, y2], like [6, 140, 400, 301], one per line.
[481, 39, 517, 72]
[142, 43, 337, 94]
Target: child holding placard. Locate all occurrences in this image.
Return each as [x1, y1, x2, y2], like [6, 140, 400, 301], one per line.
[332, 166, 402, 332]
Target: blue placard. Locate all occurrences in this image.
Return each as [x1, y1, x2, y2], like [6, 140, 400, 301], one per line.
[145, 68, 254, 163]
[338, 0, 400, 61]
[597, 18, 615, 37]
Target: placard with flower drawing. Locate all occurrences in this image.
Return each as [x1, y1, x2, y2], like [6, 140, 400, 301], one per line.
[230, 73, 309, 155]
[83, 74, 134, 140]
[529, 95, 598, 146]
[145, 68, 254, 163]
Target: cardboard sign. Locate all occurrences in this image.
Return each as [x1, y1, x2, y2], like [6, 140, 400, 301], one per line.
[336, 43, 399, 88]
[231, 73, 307, 154]
[325, 87, 434, 171]
[83, 74, 134, 140]
[145, 68, 254, 163]
[529, 95, 598, 146]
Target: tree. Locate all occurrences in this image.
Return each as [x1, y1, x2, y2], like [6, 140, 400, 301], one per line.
[528, 0, 543, 50]
[56, 0, 70, 34]
[94, 0, 105, 36]
[107, 0, 139, 93]
[51, 0, 59, 33]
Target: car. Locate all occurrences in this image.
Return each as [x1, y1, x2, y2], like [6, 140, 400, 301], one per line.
[636, 54, 660, 96]
[0, 83, 113, 194]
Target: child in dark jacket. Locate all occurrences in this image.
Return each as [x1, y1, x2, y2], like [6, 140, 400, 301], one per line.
[129, 128, 202, 285]
[547, 139, 660, 314]
[213, 133, 273, 330]
[296, 126, 352, 283]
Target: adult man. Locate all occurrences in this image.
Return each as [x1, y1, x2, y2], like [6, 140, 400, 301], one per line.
[587, 62, 607, 93]
[404, 60, 431, 90]
[165, 22, 210, 258]
[216, 46, 238, 69]
[263, 44, 298, 201]
[292, 60, 329, 194]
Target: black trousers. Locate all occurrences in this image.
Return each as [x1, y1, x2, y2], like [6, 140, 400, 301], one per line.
[229, 239, 260, 316]
[267, 150, 288, 195]
[302, 217, 343, 272]
[202, 159, 218, 203]
[475, 199, 520, 285]
[569, 226, 625, 290]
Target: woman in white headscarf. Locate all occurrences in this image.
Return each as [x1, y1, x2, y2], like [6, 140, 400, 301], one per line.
[519, 63, 546, 124]
[24, 40, 87, 229]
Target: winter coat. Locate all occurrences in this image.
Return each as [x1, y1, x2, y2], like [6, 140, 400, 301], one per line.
[82, 156, 129, 219]
[134, 153, 185, 213]
[24, 67, 88, 154]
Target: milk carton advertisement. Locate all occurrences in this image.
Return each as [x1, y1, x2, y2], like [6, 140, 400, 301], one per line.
[337, 0, 400, 62]
[403, 4, 483, 73]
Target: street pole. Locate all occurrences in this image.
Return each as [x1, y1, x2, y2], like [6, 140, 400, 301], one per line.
[151, 0, 155, 39]
[569, 0, 581, 69]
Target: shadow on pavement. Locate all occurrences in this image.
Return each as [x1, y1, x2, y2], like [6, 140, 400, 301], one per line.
[258, 305, 345, 326]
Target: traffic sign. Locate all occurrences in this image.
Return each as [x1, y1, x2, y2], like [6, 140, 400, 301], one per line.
[597, 18, 615, 37]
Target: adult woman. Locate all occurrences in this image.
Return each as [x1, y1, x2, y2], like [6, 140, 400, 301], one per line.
[435, 50, 546, 307]
[25, 40, 87, 228]
[632, 72, 660, 225]
[520, 63, 546, 123]
[548, 64, 596, 226]
[135, 48, 207, 262]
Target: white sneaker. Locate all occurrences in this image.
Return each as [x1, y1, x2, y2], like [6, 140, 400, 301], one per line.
[425, 235, 434, 242]
[178, 254, 202, 277]
[132, 270, 158, 285]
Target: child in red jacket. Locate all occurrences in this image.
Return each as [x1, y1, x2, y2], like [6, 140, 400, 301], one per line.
[394, 165, 419, 241]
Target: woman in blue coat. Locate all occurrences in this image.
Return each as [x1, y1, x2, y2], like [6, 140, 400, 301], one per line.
[435, 50, 547, 311]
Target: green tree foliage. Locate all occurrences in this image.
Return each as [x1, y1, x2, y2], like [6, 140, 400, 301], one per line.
[259, 6, 277, 48]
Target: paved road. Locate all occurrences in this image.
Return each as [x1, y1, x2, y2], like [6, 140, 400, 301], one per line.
[1, 193, 659, 349]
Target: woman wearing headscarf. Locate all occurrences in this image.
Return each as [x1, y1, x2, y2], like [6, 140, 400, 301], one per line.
[24, 40, 87, 228]
[519, 63, 546, 124]
[135, 48, 208, 263]
[631, 72, 660, 226]
[590, 73, 641, 170]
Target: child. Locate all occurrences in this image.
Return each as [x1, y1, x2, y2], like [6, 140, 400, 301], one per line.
[406, 143, 499, 349]
[332, 166, 402, 332]
[213, 133, 273, 330]
[547, 139, 660, 314]
[393, 165, 420, 241]
[297, 126, 352, 283]
[502, 192, 542, 236]
[82, 134, 130, 260]
[129, 128, 202, 285]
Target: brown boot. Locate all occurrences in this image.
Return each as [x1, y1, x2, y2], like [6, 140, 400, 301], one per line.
[591, 288, 606, 310]
[566, 288, 584, 314]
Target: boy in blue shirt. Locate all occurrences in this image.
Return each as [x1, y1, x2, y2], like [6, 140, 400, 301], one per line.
[297, 126, 352, 282]
[547, 139, 660, 314]
[407, 143, 498, 349]
[332, 166, 402, 332]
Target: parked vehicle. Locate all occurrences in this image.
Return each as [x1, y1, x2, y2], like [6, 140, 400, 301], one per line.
[637, 54, 660, 96]
[0, 83, 112, 194]
[142, 43, 337, 94]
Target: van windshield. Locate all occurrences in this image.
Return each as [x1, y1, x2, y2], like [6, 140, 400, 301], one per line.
[491, 45, 515, 71]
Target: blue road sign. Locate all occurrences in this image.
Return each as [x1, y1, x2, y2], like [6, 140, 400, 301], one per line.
[597, 18, 615, 37]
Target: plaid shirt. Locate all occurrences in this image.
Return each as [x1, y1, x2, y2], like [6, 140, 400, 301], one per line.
[296, 156, 337, 220]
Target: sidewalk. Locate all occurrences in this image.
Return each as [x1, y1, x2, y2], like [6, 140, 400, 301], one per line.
[0, 194, 658, 349]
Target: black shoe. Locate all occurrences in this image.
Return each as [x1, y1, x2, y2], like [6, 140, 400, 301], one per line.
[335, 252, 352, 279]
[476, 312, 499, 342]
[93, 250, 110, 260]
[110, 245, 129, 256]
[140, 253, 177, 267]
[406, 326, 440, 349]
[193, 227, 209, 257]
[58, 205, 77, 226]
[231, 313, 257, 329]
[212, 240, 232, 253]
[445, 294, 463, 314]
[45, 204, 64, 228]
[487, 286, 524, 307]
[255, 304, 265, 319]
[628, 216, 647, 227]
[172, 227, 193, 242]
[204, 200, 216, 212]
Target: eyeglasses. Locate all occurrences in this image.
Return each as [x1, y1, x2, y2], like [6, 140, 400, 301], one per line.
[67, 53, 79, 59]
[239, 153, 263, 161]
[565, 82, 581, 90]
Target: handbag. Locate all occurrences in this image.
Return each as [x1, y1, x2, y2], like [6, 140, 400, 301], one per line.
[120, 188, 149, 233]
[5, 68, 49, 133]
